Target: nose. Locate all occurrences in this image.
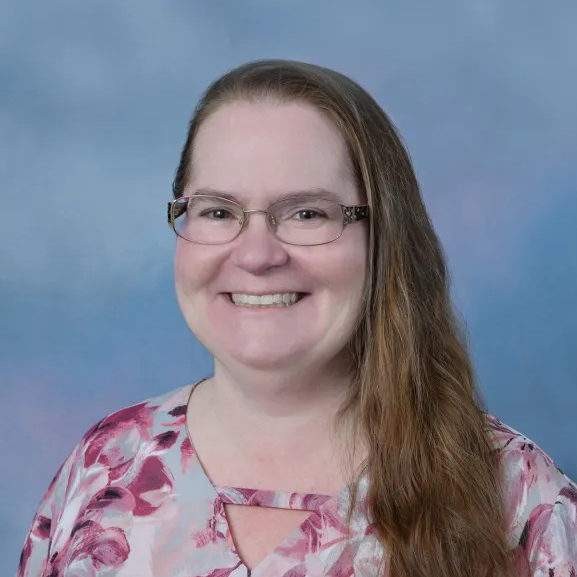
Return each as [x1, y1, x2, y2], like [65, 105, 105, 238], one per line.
[228, 210, 288, 271]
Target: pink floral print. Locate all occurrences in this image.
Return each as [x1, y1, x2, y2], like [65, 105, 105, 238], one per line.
[16, 381, 577, 576]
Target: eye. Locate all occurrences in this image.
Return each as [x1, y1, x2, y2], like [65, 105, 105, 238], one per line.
[292, 209, 326, 221]
[200, 208, 236, 220]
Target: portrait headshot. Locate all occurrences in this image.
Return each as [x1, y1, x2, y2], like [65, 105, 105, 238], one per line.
[4, 3, 576, 577]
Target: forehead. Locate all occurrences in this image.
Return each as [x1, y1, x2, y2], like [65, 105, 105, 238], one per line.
[188, 101, 357, 203]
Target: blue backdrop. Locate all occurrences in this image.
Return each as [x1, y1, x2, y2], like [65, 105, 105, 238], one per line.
[1, 1, 576, 573]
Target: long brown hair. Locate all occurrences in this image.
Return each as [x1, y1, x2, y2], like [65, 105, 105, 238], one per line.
[172, 59, 513, 577]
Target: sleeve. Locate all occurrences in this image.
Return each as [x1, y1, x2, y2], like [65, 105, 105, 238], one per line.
[500, 429, 577, 576]
[15, 434, 87, 577]
[521, 483, 577, 576]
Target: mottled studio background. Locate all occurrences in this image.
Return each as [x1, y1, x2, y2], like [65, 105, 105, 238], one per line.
[1, 1, 576, 572]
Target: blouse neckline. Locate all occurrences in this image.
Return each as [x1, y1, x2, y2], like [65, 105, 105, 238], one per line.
[214, 485, 335, 510]
[179, 377, 368, 574]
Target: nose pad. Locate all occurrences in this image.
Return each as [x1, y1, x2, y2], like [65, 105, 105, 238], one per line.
[268, 213, 278, 230]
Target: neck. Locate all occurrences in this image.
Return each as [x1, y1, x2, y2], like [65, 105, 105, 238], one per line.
[205, 358, 356, 455]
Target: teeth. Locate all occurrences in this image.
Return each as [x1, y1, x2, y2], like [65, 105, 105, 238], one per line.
[231, 292, 303, 307]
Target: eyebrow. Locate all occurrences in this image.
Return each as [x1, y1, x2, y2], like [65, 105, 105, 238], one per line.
[189, 187, 345, 204]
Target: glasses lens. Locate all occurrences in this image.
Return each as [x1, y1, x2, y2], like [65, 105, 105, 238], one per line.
[172, 195, 244, 244]
[271, 196, 343, 245]
[171, 195, 344, 245]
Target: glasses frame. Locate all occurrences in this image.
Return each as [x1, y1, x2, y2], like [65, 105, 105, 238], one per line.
[167, 194, 370, 246]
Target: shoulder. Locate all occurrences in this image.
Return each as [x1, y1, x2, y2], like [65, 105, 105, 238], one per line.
[52, 380, 203, 492]
[485, 414, 572, 496]
[485, 414, 577, 573]
[85, 381, 195, 434]
[78, 381, 200, 462]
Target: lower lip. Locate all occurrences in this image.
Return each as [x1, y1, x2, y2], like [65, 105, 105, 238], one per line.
[220, 293, 309, 311]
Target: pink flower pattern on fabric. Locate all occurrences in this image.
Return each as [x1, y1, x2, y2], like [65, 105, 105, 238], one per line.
[16, 382, 577, 577]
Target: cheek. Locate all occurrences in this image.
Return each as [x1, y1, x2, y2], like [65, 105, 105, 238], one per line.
[174, 242, 208, 294]
[315, 238, 367, 312]
[327, 234, 367, 288]
[174, 244, 190, 289]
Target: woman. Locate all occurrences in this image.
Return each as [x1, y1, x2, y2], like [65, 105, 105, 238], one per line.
[17, 59, 576, 577]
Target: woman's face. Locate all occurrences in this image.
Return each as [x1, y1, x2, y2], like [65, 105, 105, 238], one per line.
[174, 100, 368, 372]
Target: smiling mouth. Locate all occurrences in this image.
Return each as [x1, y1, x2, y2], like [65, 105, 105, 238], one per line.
[224, 293, 309, 306]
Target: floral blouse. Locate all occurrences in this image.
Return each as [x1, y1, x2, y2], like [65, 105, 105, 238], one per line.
[17, 378, 577, 577]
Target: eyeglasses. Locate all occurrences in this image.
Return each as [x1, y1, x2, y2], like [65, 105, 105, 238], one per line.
[167, 194, 370, 246]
